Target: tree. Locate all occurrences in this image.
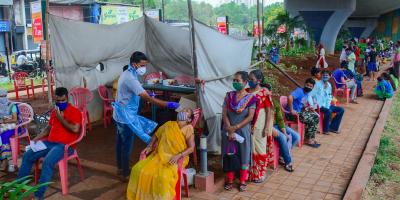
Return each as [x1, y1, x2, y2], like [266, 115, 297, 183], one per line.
[265, 11, 306, 51]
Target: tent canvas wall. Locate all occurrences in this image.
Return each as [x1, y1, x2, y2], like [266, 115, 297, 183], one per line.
[49, 14, 253, 152]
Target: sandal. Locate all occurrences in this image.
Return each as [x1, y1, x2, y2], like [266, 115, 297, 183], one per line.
[279, 157, 285, 166]
[253, 176, 266, 183]
[284, 164, 294, 172]
[305, 140, 321, 148]
[239, 183, 247, 192]
[224, 182, 233, 191]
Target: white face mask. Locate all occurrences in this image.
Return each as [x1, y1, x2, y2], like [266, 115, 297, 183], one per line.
[136, 67, 147, 76]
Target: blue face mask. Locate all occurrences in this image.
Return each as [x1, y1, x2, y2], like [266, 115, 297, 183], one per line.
[248, 81, 258, 89]
[56, 102, 68, 111]
[177, 111, 188, 121]
[322, 76, 330, 82]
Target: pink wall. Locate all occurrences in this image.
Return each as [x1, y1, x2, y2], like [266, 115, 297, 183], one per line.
[49, 5, 84, 21]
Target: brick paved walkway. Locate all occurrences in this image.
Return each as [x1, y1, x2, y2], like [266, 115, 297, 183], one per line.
[187, 78, 384, 200]
[0, 74, 385, 200]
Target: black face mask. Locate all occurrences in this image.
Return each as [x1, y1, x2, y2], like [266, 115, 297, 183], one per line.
[303, 87, 312, 93]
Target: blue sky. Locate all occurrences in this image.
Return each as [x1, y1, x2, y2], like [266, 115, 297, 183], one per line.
[194, 0, 283, 7]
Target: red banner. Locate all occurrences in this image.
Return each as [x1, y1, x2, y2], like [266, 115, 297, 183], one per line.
[31, 1, 43, 43]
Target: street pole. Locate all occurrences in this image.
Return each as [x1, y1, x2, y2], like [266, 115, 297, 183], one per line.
[141, 0, 145, 15]
[261, 0, 264, 46]
[256, 0, 261, 55]
[161, 0, 165, 22]
[45, 0, 52, 104]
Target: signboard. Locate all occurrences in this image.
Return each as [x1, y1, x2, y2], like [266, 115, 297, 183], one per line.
[100, 5, 142, 25]
[217, 16, 228, 35]
[0, 0, 13, 5]
[145, 9, 160, 21]
[0, 21, 10, 32]
[31, 1, 43, 43]
[253, 20, 262, 37]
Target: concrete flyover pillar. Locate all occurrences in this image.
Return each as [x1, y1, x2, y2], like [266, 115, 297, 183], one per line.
[344, 18, 378, 39]
[285, 0, 356, 54]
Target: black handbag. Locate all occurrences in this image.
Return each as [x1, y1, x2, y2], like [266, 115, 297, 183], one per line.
[223, 142, 240, 172]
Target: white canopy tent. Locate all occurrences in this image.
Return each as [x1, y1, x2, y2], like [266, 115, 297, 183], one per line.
[49, 14, 253, 152]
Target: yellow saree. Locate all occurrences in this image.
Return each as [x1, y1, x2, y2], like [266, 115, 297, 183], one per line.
[127, 121, 193, 200]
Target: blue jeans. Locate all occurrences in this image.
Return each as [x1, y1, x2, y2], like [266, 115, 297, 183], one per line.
[116, 122, 135, 177]
[273, 125, 300, 165]
[320, 106, 345, 132]
[17, 141, 74, 199]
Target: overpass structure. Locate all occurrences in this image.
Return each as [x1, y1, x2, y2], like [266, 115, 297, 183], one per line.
[285, 0, 400, 54]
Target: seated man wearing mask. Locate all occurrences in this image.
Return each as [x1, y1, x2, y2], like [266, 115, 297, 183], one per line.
[112, 51, 180, 181]
[286, 78, 320, 148]
[17, 87, 82, 200]
[314, 70, 345, 135]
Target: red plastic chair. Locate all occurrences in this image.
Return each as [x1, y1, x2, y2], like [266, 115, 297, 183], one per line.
[279, 96, 304, 147]
[143, 72, 168, 82]
[175, 75, 195, 86]
[272, 137, 279, 170]
[317, 106, 324, 134]
[41, 70, 55, 98]
[12, 72, 35, 100]
[332, 78, 350, 104]
[97, 85, 114, 128]
[70, 87, 93, 131]
[10, 103, 34, 167]
[34, 112, 85, 195]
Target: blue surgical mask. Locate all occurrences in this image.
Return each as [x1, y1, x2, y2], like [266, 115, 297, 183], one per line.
[177, 111, 188, 121]
[248, 81, 258, 89]
[322, 76, 330, 82]
[56, 102, 68, 111]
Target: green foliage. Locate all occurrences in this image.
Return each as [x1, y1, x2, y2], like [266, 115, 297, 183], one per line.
[370, 93, 400, 184]
[0, 176, 52, 200]
[0, 78, 42, 91]
[290, 64, 298, 74]
[281, 47, 314, 58]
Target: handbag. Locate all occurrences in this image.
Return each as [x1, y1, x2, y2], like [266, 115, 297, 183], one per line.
[223, 142, 240, 172]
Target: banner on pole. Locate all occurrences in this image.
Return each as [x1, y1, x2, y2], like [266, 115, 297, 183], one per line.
[31, 1, 43, 43]
[100, 5, 142, 25]
[253, 20, 262, 37]
[217, 16, 228, 35]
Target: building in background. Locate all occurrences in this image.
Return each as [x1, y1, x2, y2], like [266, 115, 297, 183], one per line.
[374, 8, 400, 41]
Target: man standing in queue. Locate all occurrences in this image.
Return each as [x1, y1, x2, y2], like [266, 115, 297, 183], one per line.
[113, 51, 180, 180]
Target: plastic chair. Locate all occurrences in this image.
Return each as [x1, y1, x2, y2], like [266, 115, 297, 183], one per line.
[34, 112, 85, 195]
[70, 87, 93, 131]
[12, 72, 35, 100]
[279, 96, 304, 147]
[174, 75, 195, 86]
[41, 70, 55, 98]
[332, 77, 350, 104]
[143, 72, 168, 82]
[317, 106, 324, 134]
[140, 154, 189, 200]
[97, 85, 114, 128]
[272, 137, 279, 170]
[10, 103, 34, 167]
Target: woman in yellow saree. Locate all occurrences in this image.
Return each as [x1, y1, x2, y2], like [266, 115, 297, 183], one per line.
[127, 108, 195, 200]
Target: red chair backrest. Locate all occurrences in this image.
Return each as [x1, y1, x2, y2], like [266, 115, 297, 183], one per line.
[70, 87, 94, 111]
[97, 85, 112, 105]
[144, 72, 168, 82]
[12, 72, 29, 87]
[191, 108, 201, 128]
[175, 75, 195, 86]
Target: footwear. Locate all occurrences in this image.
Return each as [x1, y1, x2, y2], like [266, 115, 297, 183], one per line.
[239, 183, 247, 192]
[279, 157, 285, 166]
[224, 182, 233, 191]
[330, 130, 340, 134]
[323, 132, 330, 135]
[350, 100, 359, 104]
[7, 164, 15, 173]
[284, 164, 294, 172]
[253, 176, 266, 184]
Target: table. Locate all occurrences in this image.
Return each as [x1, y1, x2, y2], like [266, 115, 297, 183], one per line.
[142, 84, 196, 120]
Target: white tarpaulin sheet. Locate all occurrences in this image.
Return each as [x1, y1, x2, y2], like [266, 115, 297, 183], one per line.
[49, 15, 253, 152]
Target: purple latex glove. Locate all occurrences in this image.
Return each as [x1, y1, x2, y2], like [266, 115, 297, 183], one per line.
[149, 91, 156, 97]
[167, 102, 180, 109]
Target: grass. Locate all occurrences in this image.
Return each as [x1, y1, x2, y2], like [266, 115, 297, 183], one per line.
[363, 93, 400, 199]
[0, 78, 43, 91]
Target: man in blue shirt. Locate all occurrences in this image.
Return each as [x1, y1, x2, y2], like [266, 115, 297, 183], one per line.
[287, 78, 320, 148]
[113, 51, 180, 180]
[332, 61, 358, 103]
[374, 76, 394, 100]
[314, 70, 345, 134]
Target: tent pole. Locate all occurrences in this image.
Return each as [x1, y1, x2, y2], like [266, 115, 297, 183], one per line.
[187, 0, 198, 88]
[257, 0, 261, 55]
[261, 0, 264, 46]
[265, 59, 301, 88]
[141, 0, 145, 15]
[161, 0, 165, 22]
[45, 0, 52, 104]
